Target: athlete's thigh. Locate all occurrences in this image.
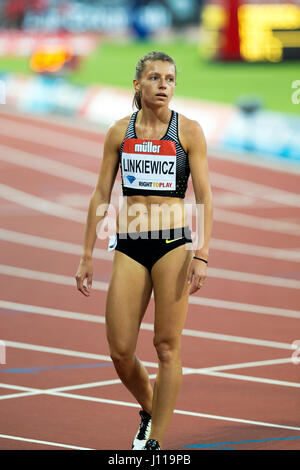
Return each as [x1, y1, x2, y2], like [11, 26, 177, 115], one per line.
[151, 245, 193, 341]
[105, 250, 153, 354]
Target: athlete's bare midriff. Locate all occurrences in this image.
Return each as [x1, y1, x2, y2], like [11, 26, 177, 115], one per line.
[116, 194, 186, 234]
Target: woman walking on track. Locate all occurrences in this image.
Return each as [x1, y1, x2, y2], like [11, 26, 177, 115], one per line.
[75, 51, 213, 450]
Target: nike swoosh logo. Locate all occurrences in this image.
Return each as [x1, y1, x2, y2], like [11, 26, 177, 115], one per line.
[165, 237, 183, 244]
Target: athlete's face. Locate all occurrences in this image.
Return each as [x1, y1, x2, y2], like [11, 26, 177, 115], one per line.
[134, 60, 176, 107]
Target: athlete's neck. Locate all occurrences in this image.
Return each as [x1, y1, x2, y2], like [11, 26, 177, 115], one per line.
[137, 107, 171, 129]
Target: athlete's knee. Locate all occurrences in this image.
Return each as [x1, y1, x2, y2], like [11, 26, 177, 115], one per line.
[153, 337, 181, 364]
[109, 344, 135, 368]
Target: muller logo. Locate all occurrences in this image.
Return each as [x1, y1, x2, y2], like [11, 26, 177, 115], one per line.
[134, 142, 161, 154]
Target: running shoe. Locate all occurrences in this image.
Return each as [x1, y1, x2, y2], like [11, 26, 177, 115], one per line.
[131, 410, 152, 450]
[143, 439, 161, 450]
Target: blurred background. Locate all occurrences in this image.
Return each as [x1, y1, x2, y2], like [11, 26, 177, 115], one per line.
[0, 0, 300, 160]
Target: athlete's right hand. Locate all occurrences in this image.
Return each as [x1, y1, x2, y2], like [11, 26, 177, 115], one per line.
[75, 256, 93, 297]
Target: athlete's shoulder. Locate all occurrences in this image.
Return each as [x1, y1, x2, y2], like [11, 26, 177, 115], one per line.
[177, 112, 206, 152]
[178, 112, 205, 136]
[104, 113, 134, 148]
[107, 114, 131, 136]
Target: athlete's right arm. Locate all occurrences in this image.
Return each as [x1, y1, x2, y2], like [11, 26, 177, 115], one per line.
[75, 120, 125, 297]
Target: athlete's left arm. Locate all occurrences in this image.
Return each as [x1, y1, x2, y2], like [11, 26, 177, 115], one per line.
[183, 118, 214, 293]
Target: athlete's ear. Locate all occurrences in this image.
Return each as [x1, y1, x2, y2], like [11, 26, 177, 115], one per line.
[133, 79, 141, 93]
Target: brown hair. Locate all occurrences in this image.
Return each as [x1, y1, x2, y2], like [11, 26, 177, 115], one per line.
[133, 51, 177, 110]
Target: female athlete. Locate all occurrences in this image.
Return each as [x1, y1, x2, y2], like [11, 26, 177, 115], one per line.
[75, 51, 213, 450]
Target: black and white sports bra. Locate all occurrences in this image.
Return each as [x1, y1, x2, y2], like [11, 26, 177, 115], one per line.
[119, 110, 190, 198]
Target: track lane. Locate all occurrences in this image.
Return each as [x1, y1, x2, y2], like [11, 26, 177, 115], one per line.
[0, 108, 300, 450]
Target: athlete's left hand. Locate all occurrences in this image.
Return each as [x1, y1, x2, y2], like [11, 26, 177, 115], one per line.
[187, 259, 207, 294]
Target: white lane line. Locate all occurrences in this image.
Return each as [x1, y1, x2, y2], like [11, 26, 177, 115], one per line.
[188, 295, 300, 319]
[1, 265, 299, 319]
[0, 356, 298, 410]
[0, 365, 298, 404]
[0, 145, 98, 187]
[2, 340, 158, 369]
[0, 228, 113, 260]
[1, 142, 300, 209]
[0, 354, 293, 380]
[3, 360, 297, 400]
[210, 172, 300, 208]
[0, 300, 109, 322]
[0, 380, 299, 432]
[1, 117, 299, 207]
[1, 231, 298, 288]
[1, 181, 299, 236]
[0, 300, 296, 351]
[1, 228, 299, 289]
[1, 232, 299, 290]
[45, 373, 157, 394]
[0, 105, 104, 134]
[0, 433, 94, 450]
[1, 341, 298, 389]
[197, 357, 292, 372]
[4, 362, 298, 401]
[81, 360, 300, 392]
[4, 379, 300, 432]
[179, 330, 294, 350]
[210, 237, 300, 262]
[1, 106, 299, 176]
[0, 357, 294, 401]
[0, 118, 102, 158]
[0, 167, 298, 238]
[49, 378, 142, 393]
[1, 228, 300, 264]
[0, 263, 109, 290]
[0, 385, 69, 401]
[50, 391, 300, 432]
[0, 392, 43, 400]
[0, 381, 51, 401]
[194, 370, 300, 389]
[211, 207, 300, 235]
[209, 145, 300, 175]
[0, 342, 295, 376]
[173, 408, 300, 432]
[207, 267, 300, 289]
[0, 183, 86, 223]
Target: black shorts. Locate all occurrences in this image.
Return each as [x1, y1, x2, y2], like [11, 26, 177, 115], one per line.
[114, 226, 193, 274]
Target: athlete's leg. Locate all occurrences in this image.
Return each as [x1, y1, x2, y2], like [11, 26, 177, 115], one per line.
[105, 250, 153, 414]
[149, 244, 193, 448]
